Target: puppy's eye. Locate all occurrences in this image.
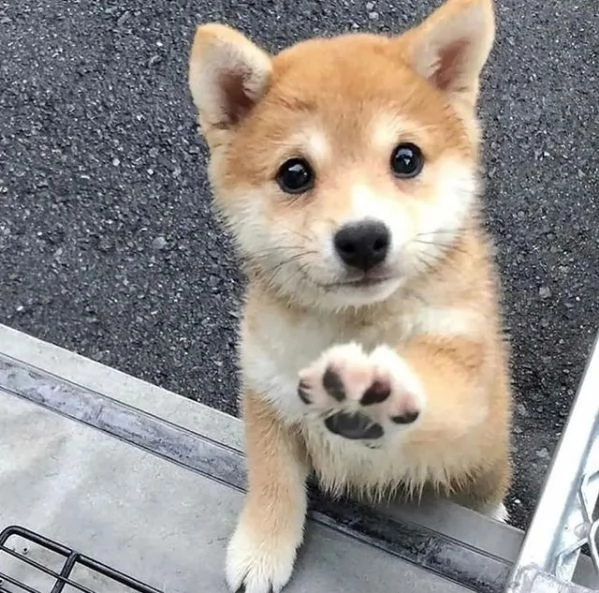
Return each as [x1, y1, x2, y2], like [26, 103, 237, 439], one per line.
[390, 143, 423, 179]
[276, 158, 314, 194]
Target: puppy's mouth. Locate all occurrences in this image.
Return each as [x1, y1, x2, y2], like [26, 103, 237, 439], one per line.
[341, 276, 392, 287]
[325, 271, 397, 290]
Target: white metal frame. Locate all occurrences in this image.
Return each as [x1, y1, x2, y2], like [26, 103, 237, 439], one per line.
[505, 334, 599, 592]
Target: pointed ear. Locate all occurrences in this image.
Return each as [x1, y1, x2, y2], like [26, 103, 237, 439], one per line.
[188, 24, 272, 133]
[401, 0, 495, 105]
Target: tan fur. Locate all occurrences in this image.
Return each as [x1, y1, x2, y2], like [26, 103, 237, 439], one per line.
[226, 391, 308, 592]
[188, 1, 511, 591]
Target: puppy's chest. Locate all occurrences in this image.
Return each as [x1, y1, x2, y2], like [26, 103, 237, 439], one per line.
[241, 312, 407, 420]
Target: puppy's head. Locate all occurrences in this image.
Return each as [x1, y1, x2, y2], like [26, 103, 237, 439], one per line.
[189, 0, 495, 310]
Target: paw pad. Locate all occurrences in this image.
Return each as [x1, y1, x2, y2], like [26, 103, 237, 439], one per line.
[297, 380, 311, 404]
[297, 343, 424, 442]
[324, 412, 383, 440]
[360, 380, 391, 405]
[322, 367, 346, 401]
[391, 411, 420, 424]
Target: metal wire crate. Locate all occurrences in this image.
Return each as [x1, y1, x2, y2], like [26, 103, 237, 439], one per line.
[0, 526, 164, 593]
[505, 334, 599, 593]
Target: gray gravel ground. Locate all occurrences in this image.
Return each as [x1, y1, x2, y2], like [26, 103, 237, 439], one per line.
[0, 0, 598, 530]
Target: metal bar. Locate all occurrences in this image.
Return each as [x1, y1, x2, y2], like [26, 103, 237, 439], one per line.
[0, 526, 163, 593]
[507, 566, 596, 593]
[505, 333, 599, 591]
[0, 546, 93, 593]
[0, 524, 72, 553]
[50, 552, 82, 593]
[76, 553, 167, 593]
[0, 572, 41, 593]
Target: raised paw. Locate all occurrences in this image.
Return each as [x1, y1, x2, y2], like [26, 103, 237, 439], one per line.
[298, 343, 425, 441]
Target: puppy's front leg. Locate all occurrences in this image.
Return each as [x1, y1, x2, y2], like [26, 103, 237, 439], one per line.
[226, 390, 308, 593]
[298, 337, 510, 518]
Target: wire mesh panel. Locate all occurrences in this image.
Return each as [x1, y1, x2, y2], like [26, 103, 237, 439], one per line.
[0, 526, 164, 593]
[505, 334, 599, 593]
[508, 566, 597, 593]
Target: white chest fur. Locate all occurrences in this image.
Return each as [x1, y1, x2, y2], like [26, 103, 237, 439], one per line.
[240, 299, 479, 417]
[241, 308, 400, 420]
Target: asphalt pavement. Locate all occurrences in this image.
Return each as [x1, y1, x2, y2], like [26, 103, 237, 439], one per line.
[1, 0, 597, 530]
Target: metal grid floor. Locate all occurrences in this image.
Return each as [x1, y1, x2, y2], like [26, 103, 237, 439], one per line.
[0, 526, 163, 593]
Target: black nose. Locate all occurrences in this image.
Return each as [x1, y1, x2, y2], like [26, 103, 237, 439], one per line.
[334, 221, 390, 271]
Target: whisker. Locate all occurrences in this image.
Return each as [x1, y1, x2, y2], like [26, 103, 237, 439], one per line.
[406, 290, 428, 306]
[411, 238, 468, 256]
[415, 225, 473, 238]
[413, 250, 439, 275]
[251, 245, 316, 257]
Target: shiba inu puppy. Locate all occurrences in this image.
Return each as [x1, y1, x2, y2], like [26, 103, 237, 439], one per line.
[188, 0, 512, 590]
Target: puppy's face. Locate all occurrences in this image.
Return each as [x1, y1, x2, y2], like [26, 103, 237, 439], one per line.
[189, 0, 495, 310]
